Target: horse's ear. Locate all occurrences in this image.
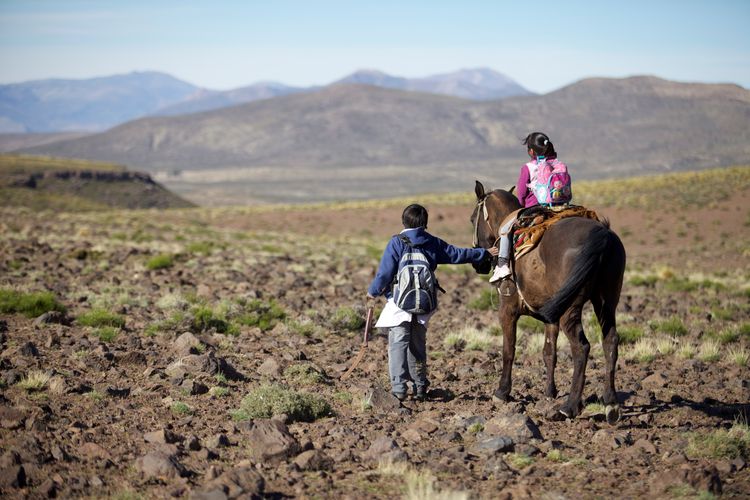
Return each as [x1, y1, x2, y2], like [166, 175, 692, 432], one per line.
[474, 180, 485, 200]
[509, 185, 516, 195]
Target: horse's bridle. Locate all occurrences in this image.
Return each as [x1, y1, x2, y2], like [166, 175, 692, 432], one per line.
[472, 195, 501, 249]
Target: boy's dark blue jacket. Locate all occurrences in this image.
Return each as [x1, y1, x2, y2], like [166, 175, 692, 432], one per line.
[367, 227, 490, 299]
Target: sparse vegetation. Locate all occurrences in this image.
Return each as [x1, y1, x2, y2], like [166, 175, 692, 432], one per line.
[235, 299, 286, 332]
[94, 326, 119, 342]
[443, 327, 498, 351]
[235, 384, 331, 423]
[618, 325, 645, 344]
[650, 316, 688, 336]
[468, 288, 495, 310]
[283, 364, 328, 385]
[0, 288, 66, 317]
[686, 421, 750, 460]
[77, 308, 125, 328]
[698, 339, 721, 362]
[16, 370, 50, 391]
[330, 306, 365, 331]
[508, 453, 535, 469]
[146, 253, 175, 270]
[171, 401, 193, 416]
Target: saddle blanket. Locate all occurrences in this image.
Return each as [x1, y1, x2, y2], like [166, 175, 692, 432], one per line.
[513, 205, 601, 261]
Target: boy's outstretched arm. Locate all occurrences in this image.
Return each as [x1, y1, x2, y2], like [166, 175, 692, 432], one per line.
[435, 238, 491, 265]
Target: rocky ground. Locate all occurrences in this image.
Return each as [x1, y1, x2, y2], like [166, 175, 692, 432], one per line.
[0, 180, 749, 499]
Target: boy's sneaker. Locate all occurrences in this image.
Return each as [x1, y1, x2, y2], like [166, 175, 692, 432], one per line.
[392, 392, 407, 401]
[414, 388, 427, 402]
[489, 263, 511, 284]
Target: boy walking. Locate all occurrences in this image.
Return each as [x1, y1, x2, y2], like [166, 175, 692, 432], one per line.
[367, 204, 497, 401]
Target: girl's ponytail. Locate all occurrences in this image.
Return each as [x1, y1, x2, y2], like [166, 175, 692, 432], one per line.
[523, 132, 557, 158]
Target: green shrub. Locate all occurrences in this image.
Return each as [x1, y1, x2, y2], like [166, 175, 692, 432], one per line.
[191, 305, 232, 334]
[687, 423, 750, 459]
[285, 318, 319, 337]
[146, 253, 174, 270]
[171, 401, 193, 415]
[284, 364, 328, 385]
[95, 326, 119, 342]
[77, 308, 125, 328]
[517, 316, 544, 334]
[468, 289, 496, 310]
[618, 325, 644, 344]
[0, 288, 66, 317]
[236, 384, 332, 423]
[330, 306, 365, 331]
[650, 316, 687, 336]
[235, 299, 286, 332]
[629, 275, 657, 287]
[186, 241, 215, 255]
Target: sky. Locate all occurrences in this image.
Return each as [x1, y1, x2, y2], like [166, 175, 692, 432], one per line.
[1, 0, 749, 94]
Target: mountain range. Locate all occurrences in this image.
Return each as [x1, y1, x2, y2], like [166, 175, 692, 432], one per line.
[0, 68, 531, 133]
[16, 75, 750, 205]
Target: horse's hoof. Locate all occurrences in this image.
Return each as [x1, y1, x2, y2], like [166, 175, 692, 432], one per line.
[492, 390, 510, 403]
[605, 405, 620, 425]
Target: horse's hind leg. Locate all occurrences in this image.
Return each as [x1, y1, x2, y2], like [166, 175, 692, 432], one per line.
[592, 292, 621, 424]
[543, 322, 559, 398]
[557, 304, 589, 419]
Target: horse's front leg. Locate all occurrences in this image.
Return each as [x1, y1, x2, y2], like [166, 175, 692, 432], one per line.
[494, 296, 519, 401]
[543, 322, 559, 398]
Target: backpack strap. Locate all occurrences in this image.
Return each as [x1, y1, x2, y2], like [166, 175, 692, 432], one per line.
[396, 234, 446, 294]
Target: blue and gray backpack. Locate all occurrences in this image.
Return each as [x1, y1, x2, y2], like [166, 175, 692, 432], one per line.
[392, 235, 440, 314]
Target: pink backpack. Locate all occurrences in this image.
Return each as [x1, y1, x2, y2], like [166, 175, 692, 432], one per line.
[530, 157, 572, 206]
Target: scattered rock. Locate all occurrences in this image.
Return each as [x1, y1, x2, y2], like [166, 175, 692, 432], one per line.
[181, 379, 209, 395]
[208, 434, 230, 448]
[632, 438, 657, 454]
[484, 413, 542, 443]
[192, 466, 265, 499]
[78, 442, 111, 461]
[650, 464, 722, 496]
[363, 436, 408, 463]
[0, 465, 26, 489]
[20, 341, 39, 357]
[0, 407, 26, 429]
[470, 436, 515, 456]
[106, 386, 130, 398]
[244, 420, 300, 463]
[144, 429, 181, 445]
[365, 387, 401, 412]
[174, 332, 202, 355]
[186, 435, 202, 451]
[592, 429, 632, 449]
[641, 372, 669, 390]
[257, 358, 282, 377]
[33, 311, 70, 327]
[135, 451, 188, 480]
[293, 450, 334, 471]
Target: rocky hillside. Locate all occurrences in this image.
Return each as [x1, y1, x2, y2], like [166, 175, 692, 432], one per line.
[0, 155, 194, 210]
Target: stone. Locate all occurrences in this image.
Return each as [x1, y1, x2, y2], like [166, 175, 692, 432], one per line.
[144, 429, 181, 445]
[0, 407, 26, 429]
[470, 436, 515, 456]
[650, 465, 722, 496]
[245, 420, 300, 463]
[186, 435, 202, 451]
[293, 450, 334, 471]
[0, 465, 26, 488]
[135, 451, 187, 480]
[484, 414, 542, 444]
[592, 429, 632, 449]
[257, 358, 282, 377]
[181, 379, 209, 395]
[365, 388, 401, 412]
[363, 436, 407, 463]
[78, 442, 111, 461]
[409, 417, 439, 435]
[632, 438, 657, 454]
[20, 341, 39, 357]
[208, 434, 230, 448]
[641, 372, 669, 390]
[193, 466, 265, 499]
[174, 332, 202, 355]
[34, 311, 70, 326]
[106, 386, 130, 398]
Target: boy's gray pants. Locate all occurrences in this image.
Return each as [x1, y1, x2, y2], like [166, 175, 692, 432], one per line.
[388, 317, 428, 394]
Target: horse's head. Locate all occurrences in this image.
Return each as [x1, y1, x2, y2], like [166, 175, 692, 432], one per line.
[471, 180, 522, 248]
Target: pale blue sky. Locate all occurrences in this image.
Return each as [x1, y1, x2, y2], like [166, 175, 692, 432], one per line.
[1, 0, 749, 93]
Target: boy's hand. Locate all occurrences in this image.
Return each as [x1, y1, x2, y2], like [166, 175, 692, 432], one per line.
[486, 247, 499, 257]
[366, 293, 377, 307]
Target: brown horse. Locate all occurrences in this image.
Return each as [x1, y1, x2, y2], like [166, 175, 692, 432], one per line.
[471, 181, 626, 421]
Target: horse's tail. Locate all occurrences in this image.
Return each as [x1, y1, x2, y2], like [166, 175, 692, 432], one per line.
[537, 224, 613, 323]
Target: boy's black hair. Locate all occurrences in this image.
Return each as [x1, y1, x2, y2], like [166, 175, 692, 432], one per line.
[523, 132, 556, 158]
[402, 204, 428, 228]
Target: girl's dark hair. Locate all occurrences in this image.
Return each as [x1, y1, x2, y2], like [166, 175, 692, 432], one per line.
[523, 132, 556, 158]
[402, 204, 428, 228]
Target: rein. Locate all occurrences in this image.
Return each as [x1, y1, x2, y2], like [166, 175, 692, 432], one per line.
[473, 196, 501, 248]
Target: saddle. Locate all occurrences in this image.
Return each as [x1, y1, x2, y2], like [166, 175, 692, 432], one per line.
[512, 205, 600, 261]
